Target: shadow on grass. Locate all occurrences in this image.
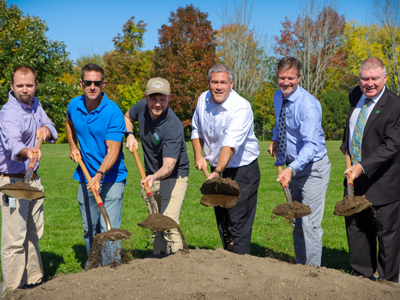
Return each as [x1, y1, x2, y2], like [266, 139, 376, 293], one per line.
[251, 243, 296, 263]
[72, 245, 87, 269]
[321, 246, 351, 273]
[42, 251, 65, 281]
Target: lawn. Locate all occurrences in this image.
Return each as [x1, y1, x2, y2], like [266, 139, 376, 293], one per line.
[0, 141, 349, 281]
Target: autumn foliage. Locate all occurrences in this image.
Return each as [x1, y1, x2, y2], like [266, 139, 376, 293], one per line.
[152, 4, 218, 127]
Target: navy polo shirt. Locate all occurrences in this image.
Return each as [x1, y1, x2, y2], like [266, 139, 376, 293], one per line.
[67, 93, 127, 183]
[129, 99, 189, 178]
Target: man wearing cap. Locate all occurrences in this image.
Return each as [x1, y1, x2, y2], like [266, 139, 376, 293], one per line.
[124, 77, 189, 255]
[66, 63, 127, 261]
[0, 65, 57, 296]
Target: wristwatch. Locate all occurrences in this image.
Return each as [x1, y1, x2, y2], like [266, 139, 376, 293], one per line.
[287, 165, 296, 176]
[125, 131, 134, 138]
[213, 168, 222, 176]
[95, 171, 105, 179]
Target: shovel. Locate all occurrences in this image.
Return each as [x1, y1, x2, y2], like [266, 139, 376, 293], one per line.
[199, 164, 239, 209]
[0, 133, 45, 200]
[334, 154, 372, 216]
[77, 154, 112, 231]
[131, 146, 179, 232]
[272, 155, 311, 219]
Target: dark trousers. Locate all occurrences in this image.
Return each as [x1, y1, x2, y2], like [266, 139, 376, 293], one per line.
[345, 200, 400, 282]
[213, 159, 260, 255]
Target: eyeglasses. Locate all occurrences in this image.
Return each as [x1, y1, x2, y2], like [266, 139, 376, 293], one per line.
[82, 80, 103, 87]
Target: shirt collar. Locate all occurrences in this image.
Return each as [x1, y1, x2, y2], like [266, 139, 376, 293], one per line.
[206, 89, 234, 110]
[145, 105, 169, 126]
[282, 86, 301, 103]
[77, 92, 108, 114]
[8, 91, 37, 110]
[361, 86, 386, 104]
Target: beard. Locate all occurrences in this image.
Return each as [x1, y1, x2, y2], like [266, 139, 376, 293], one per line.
[17, 94, 33, 104]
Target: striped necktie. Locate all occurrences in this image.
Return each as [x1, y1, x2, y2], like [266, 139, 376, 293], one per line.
[275, 99, 289, 166]
[351, 98, 373, 165]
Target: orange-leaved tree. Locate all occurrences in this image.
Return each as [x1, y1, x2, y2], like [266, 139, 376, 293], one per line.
[152, 4, 218, 128]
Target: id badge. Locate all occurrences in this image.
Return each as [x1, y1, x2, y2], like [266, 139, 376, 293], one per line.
[9, 197, 16, 208]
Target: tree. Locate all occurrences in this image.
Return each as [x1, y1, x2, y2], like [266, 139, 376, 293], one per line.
[0, 0, 79, 141]
[152, 4, 218, 128]
[274, 0, 346, 97]
[217, 0, 272, 98]
[102, 16, 152, 108]
[373, 0, 400, 95]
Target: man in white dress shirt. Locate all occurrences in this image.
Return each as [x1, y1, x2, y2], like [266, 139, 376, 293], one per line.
[191, 64, 260, 254]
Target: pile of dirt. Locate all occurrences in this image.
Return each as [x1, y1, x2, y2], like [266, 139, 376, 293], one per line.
[0, 181, 40, 192]
[7, 248, 400, 300]
[200, 177, 240, 196]
[334, 195, 372, 216]
[273, 201, 312, 222]
[87, 229, 132, 270]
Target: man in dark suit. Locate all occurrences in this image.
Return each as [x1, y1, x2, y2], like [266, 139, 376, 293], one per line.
[341, 57, 400, 283]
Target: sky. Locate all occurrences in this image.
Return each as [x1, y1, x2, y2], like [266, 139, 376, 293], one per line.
[11, 0, 372, 62]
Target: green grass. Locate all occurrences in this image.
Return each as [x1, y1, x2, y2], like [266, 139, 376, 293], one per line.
[0, 141, 350, 281]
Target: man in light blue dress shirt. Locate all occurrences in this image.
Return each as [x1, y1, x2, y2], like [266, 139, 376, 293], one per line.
[192, 64, 260, 255]
[268, 57, 331, 267]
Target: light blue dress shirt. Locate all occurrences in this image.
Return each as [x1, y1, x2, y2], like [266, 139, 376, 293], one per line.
[272, 86, 327, 173]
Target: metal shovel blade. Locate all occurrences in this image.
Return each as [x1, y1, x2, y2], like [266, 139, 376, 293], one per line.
[200, 194, 239, 209]
[1, 188, 44, 200]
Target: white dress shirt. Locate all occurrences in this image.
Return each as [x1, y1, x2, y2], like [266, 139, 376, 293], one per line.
[191, 89, 260, 168]
[348, 86, 386, 155]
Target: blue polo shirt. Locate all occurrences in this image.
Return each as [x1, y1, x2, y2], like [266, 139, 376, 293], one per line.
[67, 93, 127, 183]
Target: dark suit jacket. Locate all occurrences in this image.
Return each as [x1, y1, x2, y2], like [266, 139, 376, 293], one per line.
[343, 86, 400, 205]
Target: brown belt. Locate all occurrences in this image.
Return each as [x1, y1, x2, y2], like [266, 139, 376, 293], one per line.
[0, 172, 37, 179]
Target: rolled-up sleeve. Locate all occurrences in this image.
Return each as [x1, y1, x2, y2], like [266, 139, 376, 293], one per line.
[191, 99, 203, 140]
[39, 106, 58, 143]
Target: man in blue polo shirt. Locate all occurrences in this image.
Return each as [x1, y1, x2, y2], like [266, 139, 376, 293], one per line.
[124, 77, 189, 255]
[66, 63, 127, 260]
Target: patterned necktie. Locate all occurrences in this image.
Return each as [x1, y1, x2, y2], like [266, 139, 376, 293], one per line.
[351, 98, 373, 164]
[276, 99, 288, 166]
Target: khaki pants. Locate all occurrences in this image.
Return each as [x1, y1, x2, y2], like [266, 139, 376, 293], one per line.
[0, 175, 44, 296]
[141, 176, 188, 254]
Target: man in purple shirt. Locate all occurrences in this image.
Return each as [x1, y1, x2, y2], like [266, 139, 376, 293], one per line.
[0, 65, 57, 296]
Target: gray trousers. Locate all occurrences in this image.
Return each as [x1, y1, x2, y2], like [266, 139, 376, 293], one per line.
[290, 155, 331, 266]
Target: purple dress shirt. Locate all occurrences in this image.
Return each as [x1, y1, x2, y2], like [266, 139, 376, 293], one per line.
[0, 91, 58, 174]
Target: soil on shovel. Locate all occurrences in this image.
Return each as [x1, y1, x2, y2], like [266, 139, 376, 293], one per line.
[200, 177, 240, 196]
[273, 201, 311, 223]
[138, 213, 189, 252]
[334, 195, 371, 216]
[0, 181, 40, 192]
[86, 228, 132, 270]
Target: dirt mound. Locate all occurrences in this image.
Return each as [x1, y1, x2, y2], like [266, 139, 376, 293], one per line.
[6, 248, 400, 300]
[200, 177, 240, 196]
[273, 201, 312, 222]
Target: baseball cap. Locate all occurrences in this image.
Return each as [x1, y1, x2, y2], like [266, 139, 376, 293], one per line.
[145, 77, 170, 95]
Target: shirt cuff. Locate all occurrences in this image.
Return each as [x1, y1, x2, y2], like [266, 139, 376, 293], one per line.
[46, 125, 58, 143]
[191, 130, 203, 140]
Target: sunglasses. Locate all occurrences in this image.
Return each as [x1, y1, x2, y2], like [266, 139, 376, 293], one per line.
[82, 80, 103, 87]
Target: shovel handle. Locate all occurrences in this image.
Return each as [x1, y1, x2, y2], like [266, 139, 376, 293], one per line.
[274, 154, 292, 203]
[201, 163, 210, 178]
[76, 154, 111, 231]
[27, 133, 44, 170]
[131, 146, 159, 214]
[345, 153, 353, 185]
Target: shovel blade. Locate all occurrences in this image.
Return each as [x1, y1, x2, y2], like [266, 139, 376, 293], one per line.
[334, 197, 372, 216]
[200, 194, 239, 209]
[1, 189, 45, 200]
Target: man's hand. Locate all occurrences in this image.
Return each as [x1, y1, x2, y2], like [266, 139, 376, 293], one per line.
[267, 140, 278, 157]
[27, 147, 41, 161]
[339, 142, 348, 155]
[69, 148, 81, 163]
[195, 157, 208, 171]
[207, 171, 220, 180]
[277, 167, 293, 183]
[344, 163, 363, 180]
[141, 175, 156, 189]
[36, 126, 51, 140]
[125, 134, 139, 153]
[87, 173, 102, 194]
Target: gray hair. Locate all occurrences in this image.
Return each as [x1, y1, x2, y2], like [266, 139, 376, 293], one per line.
[359, 57, 386, 77]
[208, 64, 233, 82]
[277, 57, 301, 77]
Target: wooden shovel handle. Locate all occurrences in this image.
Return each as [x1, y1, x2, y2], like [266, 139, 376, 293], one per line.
[274, 154, 289, 188]
[76, 155, 103, 206]
[201, 163, 210, 178]
[345, 153, 353, 185]
[27, 133, 44, 170]
[131, 146, 152, 195]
